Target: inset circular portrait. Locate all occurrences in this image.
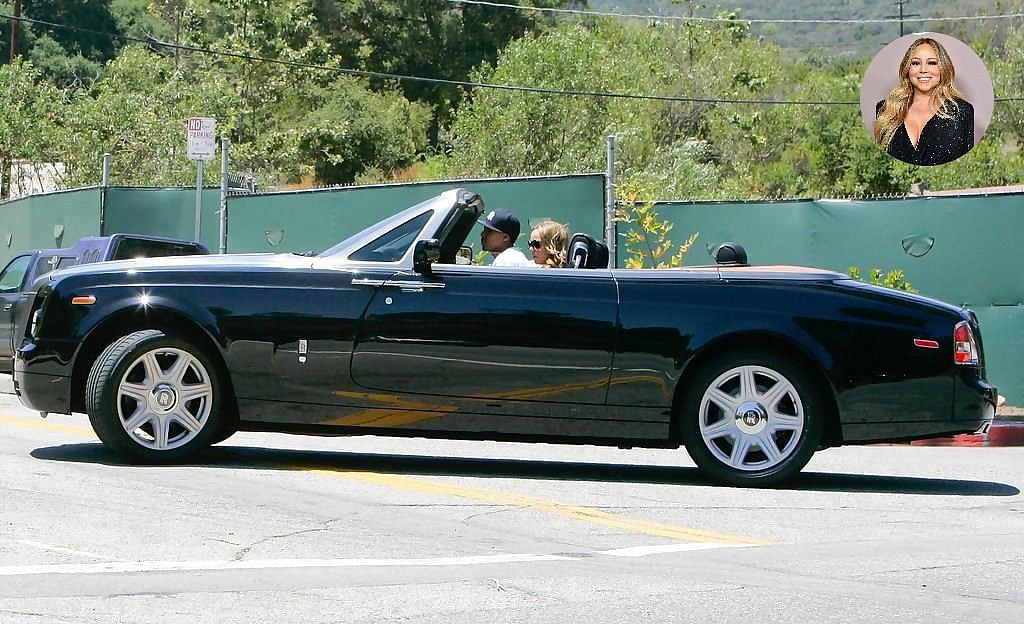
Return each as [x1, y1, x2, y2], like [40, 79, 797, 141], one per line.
[860, 32, 993, 167]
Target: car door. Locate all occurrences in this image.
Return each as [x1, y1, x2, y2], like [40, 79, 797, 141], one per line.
[350, 265, 619, 425]
[0, 254, 32, 370]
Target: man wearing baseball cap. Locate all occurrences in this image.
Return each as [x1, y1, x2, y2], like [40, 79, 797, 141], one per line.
[479, 209, 533, 267]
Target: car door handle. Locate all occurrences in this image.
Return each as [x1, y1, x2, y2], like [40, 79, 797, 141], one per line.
[2, 304, 11, 311]
[352, 278, 385, 287]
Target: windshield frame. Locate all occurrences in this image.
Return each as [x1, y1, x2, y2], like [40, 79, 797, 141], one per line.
[314, 189, 467, 269]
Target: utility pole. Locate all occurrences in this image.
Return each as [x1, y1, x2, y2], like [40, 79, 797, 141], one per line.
[9, 0, 21, 62]
[886, 0, 920, 38]
[2, 0, 19, 200]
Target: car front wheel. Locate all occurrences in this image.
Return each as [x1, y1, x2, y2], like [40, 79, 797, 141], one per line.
[681, 350, 824, 487]
[86, 329, 222, 462]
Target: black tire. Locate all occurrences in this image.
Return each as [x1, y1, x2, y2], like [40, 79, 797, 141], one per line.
[680, 349, 825, 487]
[85, 330, 223, 463]
[208, 423, 238, 446]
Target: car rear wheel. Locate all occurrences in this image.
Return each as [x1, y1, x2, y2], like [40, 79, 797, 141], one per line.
[86, 330, 222, 462]
[680, 350, 824, 487]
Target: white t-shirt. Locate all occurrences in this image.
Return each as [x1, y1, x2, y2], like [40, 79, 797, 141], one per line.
[491, 247, 533, 267]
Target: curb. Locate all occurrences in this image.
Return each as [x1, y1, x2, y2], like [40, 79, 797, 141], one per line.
[910, 420, 1024, 447]
[987, 421, 1024, 446]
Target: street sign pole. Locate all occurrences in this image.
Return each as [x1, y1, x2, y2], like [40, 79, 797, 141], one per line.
[186, 116, 217, 244]
[219, 137, 229, 254]
[195, 160, 204, 241]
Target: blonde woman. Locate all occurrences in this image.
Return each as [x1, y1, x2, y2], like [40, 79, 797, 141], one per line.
[528, 220, 568, 268]
[873, 37, 973, 166]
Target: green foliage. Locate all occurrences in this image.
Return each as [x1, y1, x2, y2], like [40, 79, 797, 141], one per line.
[59, 46, 237, 187]
[443, 18, 767, 198]
[292, 78, 432, 184]
[21, 0, 120, 61]
[311, 0, 576, 127]
[26, 35, 103, 88]
[3, 0, 1022, 196]
[616, 181, 698, 268]
[445, 21, 660, 176]
[0, 60, 62, 195]
[848, 266, 917, 293]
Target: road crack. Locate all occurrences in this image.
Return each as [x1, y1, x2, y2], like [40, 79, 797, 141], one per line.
[233, 526, 329, 561]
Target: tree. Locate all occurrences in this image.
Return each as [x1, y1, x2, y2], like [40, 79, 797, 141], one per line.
[265, 77, 432, 185]
[59, 45, 237, 187]
[21, 0, 120, 64]
[446, 21, 660, 176]
[312, 0, 579, 129]
[0, 59, 62, 197]
[616, 180, 699, 268]
[443, 18, 763, 198]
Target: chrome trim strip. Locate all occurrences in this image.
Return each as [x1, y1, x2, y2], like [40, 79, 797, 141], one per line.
[351, 278, 386, 287]
[384, 281, 446, 289]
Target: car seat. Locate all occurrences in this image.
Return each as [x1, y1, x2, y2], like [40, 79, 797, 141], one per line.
[568, 233, 610, 269]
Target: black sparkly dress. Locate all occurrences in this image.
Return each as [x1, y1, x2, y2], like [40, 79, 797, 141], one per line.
[875, 98, 974, 166]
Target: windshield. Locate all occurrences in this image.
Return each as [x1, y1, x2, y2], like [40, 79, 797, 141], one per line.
[318, 193, 456, 258]
[347, 212, 432, 262]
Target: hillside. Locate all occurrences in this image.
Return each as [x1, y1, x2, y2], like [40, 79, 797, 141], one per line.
[588, 1, 1017, 60]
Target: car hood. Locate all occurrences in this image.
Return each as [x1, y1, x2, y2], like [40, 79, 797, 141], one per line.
[49, 252, 312, 278]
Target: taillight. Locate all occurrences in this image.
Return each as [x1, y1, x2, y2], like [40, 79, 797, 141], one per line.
[29, 307, 44, 338]
[953, 321, 978, 366]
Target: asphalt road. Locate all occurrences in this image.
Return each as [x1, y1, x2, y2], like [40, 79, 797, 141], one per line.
[0, 385, 1022, 624]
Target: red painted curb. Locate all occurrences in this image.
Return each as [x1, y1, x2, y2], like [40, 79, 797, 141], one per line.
[909, 422, 1024, 447]
[910, 433, 986, 447]
[987, 422, 1024, 446]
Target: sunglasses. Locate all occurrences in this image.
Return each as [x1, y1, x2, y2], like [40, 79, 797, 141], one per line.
[528, 239, 543, 249]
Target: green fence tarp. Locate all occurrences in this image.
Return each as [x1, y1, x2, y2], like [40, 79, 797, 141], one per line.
[639, 194, 1022, 307]
[0, 188, 102, 265]
[223, 175, 605, 254]
[104, 187, 224, 245]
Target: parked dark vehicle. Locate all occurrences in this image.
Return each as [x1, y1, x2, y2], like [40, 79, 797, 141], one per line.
[13, 190, 995, 486]
[0, 234, 208, 372]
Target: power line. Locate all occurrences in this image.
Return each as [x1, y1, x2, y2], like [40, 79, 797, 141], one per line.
[3, 13, 1023, 104]
[447, 0, 1024, 24]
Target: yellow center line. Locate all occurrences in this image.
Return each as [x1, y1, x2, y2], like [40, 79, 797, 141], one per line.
[310, 469, 773, 546]
[1, 412, 771, 546]
[0, 414, 97, 437]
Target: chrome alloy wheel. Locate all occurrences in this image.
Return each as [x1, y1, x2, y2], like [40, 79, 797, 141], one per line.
[115, 347, 214, 450]
[698, 364, 805, 472]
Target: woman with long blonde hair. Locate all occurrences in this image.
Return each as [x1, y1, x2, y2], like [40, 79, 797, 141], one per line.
[528, 220, 569, 267]
[873, 37, 973, 166]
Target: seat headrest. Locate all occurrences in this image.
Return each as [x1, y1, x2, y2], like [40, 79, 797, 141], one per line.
[713, 242, 748, 266]
[568, 233, 610, 269]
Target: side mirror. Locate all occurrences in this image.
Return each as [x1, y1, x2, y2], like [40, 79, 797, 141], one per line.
[413, 239, 441, 273]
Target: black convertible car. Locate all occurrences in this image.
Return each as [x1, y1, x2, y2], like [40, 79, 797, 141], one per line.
[13, 189, 995, 486]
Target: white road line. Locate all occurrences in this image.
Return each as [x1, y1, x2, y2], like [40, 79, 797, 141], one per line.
[0, 544, 760, 577]
[598, 543, 756, 557]
[16, 540, 118, 561]
[0, 553, 572, 576]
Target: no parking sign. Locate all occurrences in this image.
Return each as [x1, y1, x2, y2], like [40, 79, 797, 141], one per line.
[186, 117, 217, 161]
